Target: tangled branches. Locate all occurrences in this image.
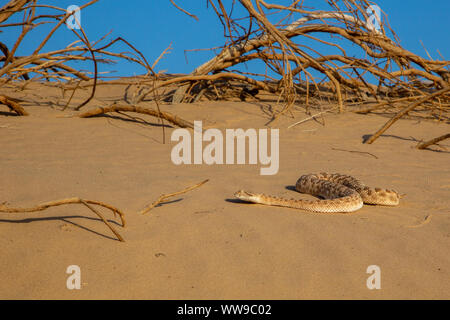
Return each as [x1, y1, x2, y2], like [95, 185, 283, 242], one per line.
[161, 0, 449, 123]
[1, 0, 449, 137]
[0, 0, 154, 112]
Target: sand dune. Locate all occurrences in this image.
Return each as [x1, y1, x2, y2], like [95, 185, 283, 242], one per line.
[0, 82, 449, 299]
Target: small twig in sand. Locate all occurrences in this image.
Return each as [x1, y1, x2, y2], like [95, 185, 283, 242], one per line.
[79, 104, 194, 129]
[331, 147, 378, 159]
[364, 87, 450, 144]
[416, 133, 450, 150]
[152, 43, 173, 70]
[288, 107, 337, 129]
[62, 79, 81, 111]
[140, 179, 209, 215]
[0, 197, 126, 242]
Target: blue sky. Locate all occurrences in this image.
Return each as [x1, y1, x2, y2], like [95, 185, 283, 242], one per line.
[2, 0, 449, 78]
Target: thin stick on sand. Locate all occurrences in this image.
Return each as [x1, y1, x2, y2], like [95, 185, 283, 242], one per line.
[140, 179, 209, 215]
[331, 147, 378, 159]
[364, 87, 450, 144]
[79, 104, 195, 129]
[0, 197, 126, 242]
[416, 133, 450, 150]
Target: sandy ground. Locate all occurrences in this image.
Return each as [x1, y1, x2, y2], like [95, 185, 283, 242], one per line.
[0, 81, 449, 299]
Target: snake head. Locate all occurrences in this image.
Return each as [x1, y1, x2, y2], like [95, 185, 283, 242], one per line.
[234, 190, 255, 201]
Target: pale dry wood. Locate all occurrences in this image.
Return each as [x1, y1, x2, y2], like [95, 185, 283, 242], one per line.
[78, 104, 194, 129]
[288, 107, 337, 129]
[140, 179, 209, 215]
[169, 0, 198, 21]
[0, 0, 29, 24]
[165, 0, 449, 123]
[331, 148, 378, 159]
[0, 94, 29, 115]
[138, 72, 275, 103]
[0, 0, 151, 96]
[354, 96, 425, 114]
[416, 133, 450, 150]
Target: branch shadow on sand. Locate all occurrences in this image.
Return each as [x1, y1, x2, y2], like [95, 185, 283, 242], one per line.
[0, 110, 20, 117]
[0, 215, 123, 242]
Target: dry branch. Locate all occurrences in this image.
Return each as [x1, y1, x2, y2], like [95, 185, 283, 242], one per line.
[287, 107, 337, 129]
[162, 0, 449, 124]
[364, 87, 450, 144]
[0, 0, 152, 107]
[0, 197, 126, 242]
[137, 72, 275, 103]
[416, 133, 450, 150]
[78, 104, 194, 129]
[331, 147, 378, 159]
[0, 94, 28, 115]
[169, 0, 198, 21]
[354, 96, 425, 114]
[139, 179, 209, 215]
[0, 0, 29, 24]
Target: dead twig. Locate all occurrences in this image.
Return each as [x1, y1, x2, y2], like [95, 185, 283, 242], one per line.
[0, 94, 29, 115]
[353, 96, 425, 114]
[364, 87, 450, 144]
[163, 0, 449, 126]
[78, 104, 194, 129]
[416, 133, 450, 150]
[288, 107, 337, 129]
[139, 179, 209, 215]
[406, 214, 432, 229]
